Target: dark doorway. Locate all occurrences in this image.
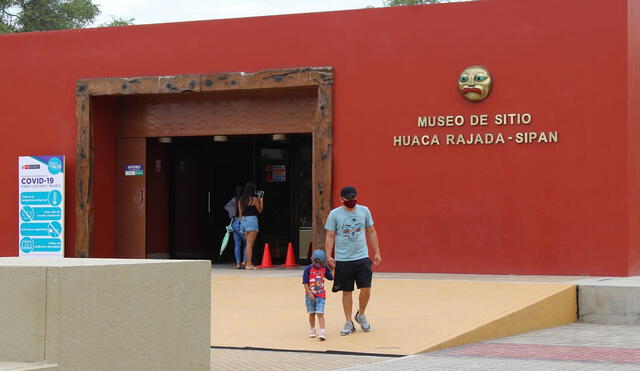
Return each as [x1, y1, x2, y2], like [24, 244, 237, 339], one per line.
[147, 134, 312, 264]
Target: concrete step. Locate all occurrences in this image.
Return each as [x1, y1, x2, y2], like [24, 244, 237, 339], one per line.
[0, 361, 57, 370]
[576, 277, 640, 325]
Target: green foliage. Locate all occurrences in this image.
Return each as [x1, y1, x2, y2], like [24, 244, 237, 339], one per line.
[384, 0, 447, 5]
[1, 0, 101, 33]
[99, 16, 134, 27]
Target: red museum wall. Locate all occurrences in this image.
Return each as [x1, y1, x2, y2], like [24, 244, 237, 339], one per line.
[0, 0, 637, 275]
[627, 0, 640, 275]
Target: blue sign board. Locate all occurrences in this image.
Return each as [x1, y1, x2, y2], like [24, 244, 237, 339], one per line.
[125, 164, 144, 176]
[19, 156, 65, 257]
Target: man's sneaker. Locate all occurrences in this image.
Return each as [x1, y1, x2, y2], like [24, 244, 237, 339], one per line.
[355, 311, 371, 331]
[340, 321, 356, 336]
[308, 328, 317, 338]
[318, 329, 326, 341]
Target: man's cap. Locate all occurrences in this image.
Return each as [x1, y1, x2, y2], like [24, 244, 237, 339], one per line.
[311, 249, 326, 264]
[340, 186, 357, 198]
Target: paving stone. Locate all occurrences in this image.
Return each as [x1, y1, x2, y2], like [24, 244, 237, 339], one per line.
[491, 323, 640, 347]
[339, 355, 640, 371]
[210, 348, 390, 371]
[338, 323, 640, 371]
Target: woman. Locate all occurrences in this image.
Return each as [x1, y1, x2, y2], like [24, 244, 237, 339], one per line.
[224, 185, 246, 269]
[238, 181, 264, 270]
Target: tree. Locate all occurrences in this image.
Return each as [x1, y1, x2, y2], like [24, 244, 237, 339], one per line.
[99, 16, 135, 28]
[0, 0, 133, 33]
[384, 0, 448, 5]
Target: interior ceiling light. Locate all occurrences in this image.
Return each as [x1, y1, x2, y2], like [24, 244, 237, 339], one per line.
[158, 137, 172, 144]
[213, 135, 228, 142]
[272, 134, 287, 141]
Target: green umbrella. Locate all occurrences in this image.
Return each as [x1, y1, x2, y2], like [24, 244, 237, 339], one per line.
[219, 219, 234, 256]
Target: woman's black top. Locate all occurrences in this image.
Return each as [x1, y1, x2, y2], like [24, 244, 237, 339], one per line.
[243, 204, 259, 216]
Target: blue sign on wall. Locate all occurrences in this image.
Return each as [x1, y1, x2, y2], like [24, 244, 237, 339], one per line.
[125, 164, 144, 176]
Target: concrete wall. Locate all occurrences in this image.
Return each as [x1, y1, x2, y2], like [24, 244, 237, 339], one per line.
[0, 267, 46, 362]
[0, 258, 210, 370]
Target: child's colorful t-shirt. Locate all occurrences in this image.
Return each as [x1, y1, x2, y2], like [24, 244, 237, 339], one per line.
[302, 264, 333, 298]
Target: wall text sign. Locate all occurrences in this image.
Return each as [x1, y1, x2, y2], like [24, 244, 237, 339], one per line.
[393, 112, 558, 147]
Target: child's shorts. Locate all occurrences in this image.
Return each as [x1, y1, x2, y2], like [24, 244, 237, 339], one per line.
[305, 296, 326, 314]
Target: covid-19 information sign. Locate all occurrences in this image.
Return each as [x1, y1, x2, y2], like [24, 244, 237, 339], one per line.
[18, 156, 65, 257]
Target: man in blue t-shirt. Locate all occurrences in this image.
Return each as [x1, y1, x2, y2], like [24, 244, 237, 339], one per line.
[325, 185, 382, 336]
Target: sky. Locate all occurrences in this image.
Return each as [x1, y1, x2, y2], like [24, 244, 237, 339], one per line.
[93, 0, 387, 26]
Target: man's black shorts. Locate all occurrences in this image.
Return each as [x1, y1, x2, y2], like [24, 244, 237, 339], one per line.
[332, 257, 373, 292]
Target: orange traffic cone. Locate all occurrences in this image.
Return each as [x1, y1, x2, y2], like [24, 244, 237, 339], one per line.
[281, 242, 298, 267]
[258, 243, 274, 268]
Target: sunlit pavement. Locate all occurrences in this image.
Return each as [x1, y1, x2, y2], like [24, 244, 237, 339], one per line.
[210, 264, 640, 370]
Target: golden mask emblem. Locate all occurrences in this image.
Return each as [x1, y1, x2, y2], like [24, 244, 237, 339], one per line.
[458, 66, 492, 102]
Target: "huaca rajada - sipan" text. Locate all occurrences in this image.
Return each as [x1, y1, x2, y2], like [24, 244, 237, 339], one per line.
[393, 113, 559, 147]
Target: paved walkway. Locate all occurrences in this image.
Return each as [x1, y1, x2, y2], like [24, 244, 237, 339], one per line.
[210, 349, 391, 370]
[212, 264, 585, 283]
[211, 265, 640, 370]
[340, 323, 640, 370]
[211, 323, 640, 370]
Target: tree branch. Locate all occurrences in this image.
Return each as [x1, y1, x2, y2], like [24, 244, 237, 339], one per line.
[2, 8, 17, 17]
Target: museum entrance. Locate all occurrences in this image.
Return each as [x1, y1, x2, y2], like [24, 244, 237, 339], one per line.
[144, 134, 312, 264]
[79, 69, 332, 260]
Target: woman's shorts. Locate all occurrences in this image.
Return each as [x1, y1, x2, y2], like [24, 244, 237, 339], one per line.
[240, 216, 259, 232]
[305, 296, 326, 314]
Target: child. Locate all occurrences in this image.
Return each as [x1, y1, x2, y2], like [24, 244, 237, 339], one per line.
[303, 249, 333, 340]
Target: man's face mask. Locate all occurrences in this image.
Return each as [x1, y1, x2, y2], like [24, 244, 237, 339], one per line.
[343, 199, 357, 208]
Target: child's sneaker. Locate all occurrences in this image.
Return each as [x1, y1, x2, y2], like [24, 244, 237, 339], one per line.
[340, 321, 356, 336]
[308, 328, 317, 338]
[354, 311, 371, 331]
[318, 329, 326, 341]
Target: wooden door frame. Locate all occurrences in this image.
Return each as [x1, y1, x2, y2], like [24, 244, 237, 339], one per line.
[75, 67, 333, 258]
